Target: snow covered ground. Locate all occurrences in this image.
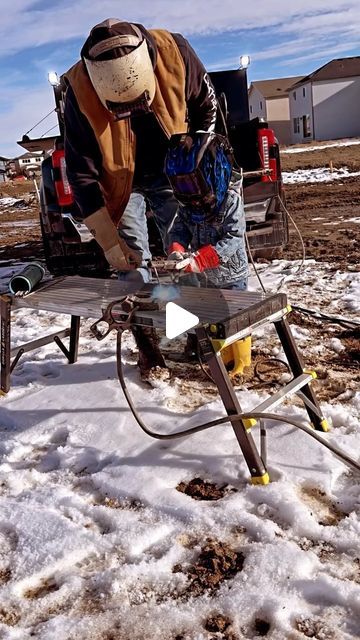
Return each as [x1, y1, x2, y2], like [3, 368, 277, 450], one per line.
[282, 139, 360, 154]
[282, 167, 360, 184]
[0, 257, 359, 640]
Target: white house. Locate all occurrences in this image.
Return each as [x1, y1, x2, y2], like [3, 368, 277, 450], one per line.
[0, 156, 8, 182]
[289, 56, 360, 143]
[12, 151, 45, 177]
[248, 76, 304, 145]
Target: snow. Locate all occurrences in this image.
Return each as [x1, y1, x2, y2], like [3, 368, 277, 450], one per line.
[282, 138, 360, 154]
[0, 257, 359, 639]
[282, 167, 360, 184]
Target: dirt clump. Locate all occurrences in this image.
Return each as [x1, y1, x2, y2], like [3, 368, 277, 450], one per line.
[204, 613, 238, 639]
[173, 539, 244, 598]
[339, 327, 360, 362]
[176, 477, 236, 501]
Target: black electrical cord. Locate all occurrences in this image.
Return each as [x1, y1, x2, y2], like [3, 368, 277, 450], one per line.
[291, 304, 359, 329]
[116, 330, 360, 474]
[23, 109, 56, 136]
[254, 357, 291, 383]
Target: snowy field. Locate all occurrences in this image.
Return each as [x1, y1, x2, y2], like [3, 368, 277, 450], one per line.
[282, 167, 360, 184]
[0, 256, 359, 640]
[282, 138, 360, 154]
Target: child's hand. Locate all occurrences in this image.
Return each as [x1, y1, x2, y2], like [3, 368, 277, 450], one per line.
[178, 245, 220, 273]
[165, 243, 188, 270]
[167, 250, 185, 261]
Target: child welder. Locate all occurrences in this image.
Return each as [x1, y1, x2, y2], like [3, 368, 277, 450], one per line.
[164, 131, 249, 290]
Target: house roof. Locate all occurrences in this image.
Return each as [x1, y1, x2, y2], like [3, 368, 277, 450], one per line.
[291, 57, 360, 87]
[17, 151, 44, 160]
[249, 76, 305, 98]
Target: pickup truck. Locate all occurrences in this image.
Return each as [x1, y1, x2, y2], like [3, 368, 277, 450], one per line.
[20, 67, 288, 277]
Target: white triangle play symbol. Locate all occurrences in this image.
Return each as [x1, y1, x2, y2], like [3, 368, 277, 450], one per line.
[165, 302, 199, 339]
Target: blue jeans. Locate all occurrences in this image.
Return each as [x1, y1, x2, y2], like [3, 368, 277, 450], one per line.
[117, 181, 179, 284]
[179, 272, 248, 291]
[226, 278, 248, 290]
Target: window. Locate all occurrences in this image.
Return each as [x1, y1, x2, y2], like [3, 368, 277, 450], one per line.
[293, 91, 297, 100]
[250, 105, 253, 114]
[293, 117, 300, 134]
[302, 87, 306, 97]
[260, 100, 263, 110]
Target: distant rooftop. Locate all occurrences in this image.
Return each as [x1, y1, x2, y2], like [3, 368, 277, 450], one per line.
[18, 151, 44, 160]
[249, 76, 305, 98]
[291, 57, 360, 87]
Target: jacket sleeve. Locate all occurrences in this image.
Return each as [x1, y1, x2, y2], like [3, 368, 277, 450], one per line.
[213, 189, 247, 261]
[64, 85, 105, 219]
[172, 33, 217, 133]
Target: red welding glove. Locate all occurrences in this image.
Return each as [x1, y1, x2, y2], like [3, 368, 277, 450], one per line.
[164, 242, 187, 269]
[167, 242, 186, 260]
[177, 245, 220, 273]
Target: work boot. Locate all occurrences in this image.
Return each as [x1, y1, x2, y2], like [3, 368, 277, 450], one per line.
[131, 325, 170, 384]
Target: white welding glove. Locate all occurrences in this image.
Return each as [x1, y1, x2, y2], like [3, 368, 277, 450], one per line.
[84, 207, 142, 270]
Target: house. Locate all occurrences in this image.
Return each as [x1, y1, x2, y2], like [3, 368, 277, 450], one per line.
[11, 151, 45, 178]
[248, 76, 304, 145]
[0, 156, 8, 182]
[289, 57, 360, 143]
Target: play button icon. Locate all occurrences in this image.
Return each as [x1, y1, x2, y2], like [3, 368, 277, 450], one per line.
[165, 302, 199, 339]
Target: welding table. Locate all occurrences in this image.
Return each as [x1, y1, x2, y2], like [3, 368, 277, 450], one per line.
[0, 276, 328, 484]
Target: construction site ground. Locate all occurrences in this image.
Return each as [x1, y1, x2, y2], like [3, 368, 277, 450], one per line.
[0, 140, 359, 406]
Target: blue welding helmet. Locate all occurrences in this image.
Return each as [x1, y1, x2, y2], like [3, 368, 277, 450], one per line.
[165, 132, 234, 219]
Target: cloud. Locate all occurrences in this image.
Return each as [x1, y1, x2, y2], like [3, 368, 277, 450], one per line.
[0, 1, 359, 54]
[1, 1, 359, 156]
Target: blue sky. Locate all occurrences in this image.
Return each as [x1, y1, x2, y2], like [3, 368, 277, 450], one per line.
[0, 0, 359, 158]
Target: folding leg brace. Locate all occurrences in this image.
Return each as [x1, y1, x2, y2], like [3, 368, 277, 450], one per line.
[196, 308, 328, 485]
[196, 325, 269, 485]
[0, 294, 80, 394]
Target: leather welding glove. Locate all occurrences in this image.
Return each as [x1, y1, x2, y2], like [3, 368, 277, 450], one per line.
[176, 245, 220, 273]
[84, 207, 142, 270]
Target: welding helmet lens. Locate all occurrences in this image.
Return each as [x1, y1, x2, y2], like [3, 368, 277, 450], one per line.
[165, 132, 233, 214]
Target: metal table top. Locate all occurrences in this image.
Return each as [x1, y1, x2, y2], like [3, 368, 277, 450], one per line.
[11, 276, 288, 334]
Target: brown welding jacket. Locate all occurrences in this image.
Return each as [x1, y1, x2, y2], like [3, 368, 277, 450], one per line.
[65, 29, 188, 225]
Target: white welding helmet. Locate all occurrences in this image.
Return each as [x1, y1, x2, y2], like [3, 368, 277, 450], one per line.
[83, 19, 156, 118]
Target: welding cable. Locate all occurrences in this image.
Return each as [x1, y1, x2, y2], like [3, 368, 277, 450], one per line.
[245, 232, 267, 294]
[291, 305, 359, 329]
[254, 357, 291, 384]
[277, 194, 306, 278]
[116, 331, 360, 474]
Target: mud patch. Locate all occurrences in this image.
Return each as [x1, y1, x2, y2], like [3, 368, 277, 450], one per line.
[176, 477, 236, 501]
[253, 618, 271, 636]
[95, 493, 145, 511]
[297, 537, 335, 561]
[23, 577, 60, 599]
[204, 613, 238, 639]
[339, 327, 360, 363]
[0, 606, 21, 626]
[0, 566, 11, 585]
[299, 486, 346, 526]
[295, 615, 335, 639]
[174, 539, 244, 598]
